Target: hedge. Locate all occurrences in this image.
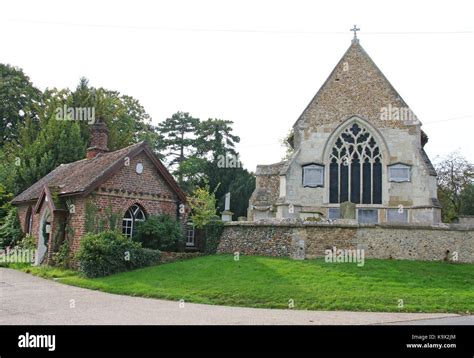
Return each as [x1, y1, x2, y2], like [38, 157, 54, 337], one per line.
[75, 231, 160, 278]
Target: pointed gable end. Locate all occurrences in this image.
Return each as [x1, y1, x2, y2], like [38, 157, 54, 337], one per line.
[294, 39, 419, 142]
[33, 185, 68, 214]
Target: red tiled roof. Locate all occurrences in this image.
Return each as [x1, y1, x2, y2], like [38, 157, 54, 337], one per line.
[12, 142, 186, 204]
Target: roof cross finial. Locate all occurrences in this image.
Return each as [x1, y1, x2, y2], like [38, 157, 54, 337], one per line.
[350, 25, 360, 39]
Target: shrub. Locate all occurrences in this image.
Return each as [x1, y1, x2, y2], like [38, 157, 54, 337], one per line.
[76, 231, 160, 278]
[17, 234, 35, 250]
[51, 239, 70, 269]
[188, 184, 218, 229]
[133, 248, 161, 267]
[134, 215, 183, 251]
[202, 219, 224, 254]
[0, 207, 23, 249]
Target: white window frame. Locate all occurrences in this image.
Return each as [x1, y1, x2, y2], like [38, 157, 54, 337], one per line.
[303, 164, 324, 188]
[122, 204, 146, 239]
[186, 223, 195, 247]
[388, 164, 411, 182]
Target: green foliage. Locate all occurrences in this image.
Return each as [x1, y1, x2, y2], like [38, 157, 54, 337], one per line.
[17, 234, 35, 250]
[51, 239, 70, 269]
[0, 74, 159, 196]
[105, 202, 121, 232]
[157, 111, 200, 168]
[221, 168, 255, 218]
[15, 118, 86, 193]
[435, 152, 474, 222]
[459, 183, 474, 215]
[195, 118, 240, 162]
[188, 184, 218, 229]
[0, 184, 14, 219]
[133, 215, 183, 251]
[174, 156, 209, 192]
[0, 64, 42, 145]
[438, 189, 457, 223]
[0, 150, 18, 194]
[84, 200, 99, 234]
[280, 129, 295, 160]
[0, 206, 23, 248]
[75, 231, 160, 278]
[158, 114, 253, 217]
[84, 200, 121, 234]
[202, 220, 224, 254]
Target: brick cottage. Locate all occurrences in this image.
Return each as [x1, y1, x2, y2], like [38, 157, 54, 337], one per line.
[12, 121, 188, 264]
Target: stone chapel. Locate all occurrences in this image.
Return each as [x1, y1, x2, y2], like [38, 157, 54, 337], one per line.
[248, 34, 441, 225]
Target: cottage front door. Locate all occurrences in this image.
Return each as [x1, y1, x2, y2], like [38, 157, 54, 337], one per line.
[35, 209, 51, 265]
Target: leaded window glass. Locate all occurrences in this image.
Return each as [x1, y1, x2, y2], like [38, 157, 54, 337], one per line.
[329, 123, 382, 204]
[122, 204, 146, 238]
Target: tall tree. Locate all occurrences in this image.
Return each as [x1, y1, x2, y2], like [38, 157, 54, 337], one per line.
[225, 168, 255, 218]
[195, 119, 240, 162]
[459, 183, 474, 216]
[0, 64, 42, 145]
[173, 156, 209, 192]
[15, 119, 86, 193]
[157, 111, 200, 167]
[70, 80, 158, 152]
[436, 152, 474, 222]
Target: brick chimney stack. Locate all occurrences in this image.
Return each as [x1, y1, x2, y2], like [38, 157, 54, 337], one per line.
[86, 119, 109, 159]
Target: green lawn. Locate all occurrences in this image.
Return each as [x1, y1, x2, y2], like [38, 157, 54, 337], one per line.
[11, 255, 474, 313]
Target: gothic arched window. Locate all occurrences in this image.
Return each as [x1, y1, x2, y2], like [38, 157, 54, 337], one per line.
[122, 204, 146, 238]
[329, 123, 382, 204]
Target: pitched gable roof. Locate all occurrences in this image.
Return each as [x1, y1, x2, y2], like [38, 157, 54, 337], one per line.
[290, 38, 437, 177]
[12, 142, 187, 204]
[294, 39, 419, 130]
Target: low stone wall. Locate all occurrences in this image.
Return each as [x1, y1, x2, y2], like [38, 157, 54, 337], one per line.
[217, 222, 474, 263]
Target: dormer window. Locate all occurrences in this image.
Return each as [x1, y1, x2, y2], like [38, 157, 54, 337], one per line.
[388, 163, 411, 182]
[303, 164, 324, 188]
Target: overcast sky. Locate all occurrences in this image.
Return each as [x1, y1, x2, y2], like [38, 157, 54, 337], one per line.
[2, 0, 473, 171]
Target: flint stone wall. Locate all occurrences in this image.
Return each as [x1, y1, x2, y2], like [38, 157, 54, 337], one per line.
[217, 222, 474, 263]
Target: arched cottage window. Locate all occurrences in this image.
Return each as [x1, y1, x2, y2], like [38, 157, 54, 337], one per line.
[122, 204, 146, 238]
[25, 206, 33, 234]
[329, 123, 382, 204]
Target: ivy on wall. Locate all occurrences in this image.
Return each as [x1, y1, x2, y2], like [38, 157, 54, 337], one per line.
[84, 199, 121, 235]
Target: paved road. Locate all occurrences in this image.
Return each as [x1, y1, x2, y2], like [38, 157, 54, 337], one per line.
[0, 268, 471, 325]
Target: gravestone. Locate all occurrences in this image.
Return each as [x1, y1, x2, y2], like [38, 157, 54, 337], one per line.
[221, 192, 233, 222]
[340, 201, 356, 219]
[291, 236, 306, 260]
[295, 240, 305, 260]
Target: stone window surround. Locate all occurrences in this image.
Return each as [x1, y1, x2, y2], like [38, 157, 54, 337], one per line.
[321, 116, 391, 206]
